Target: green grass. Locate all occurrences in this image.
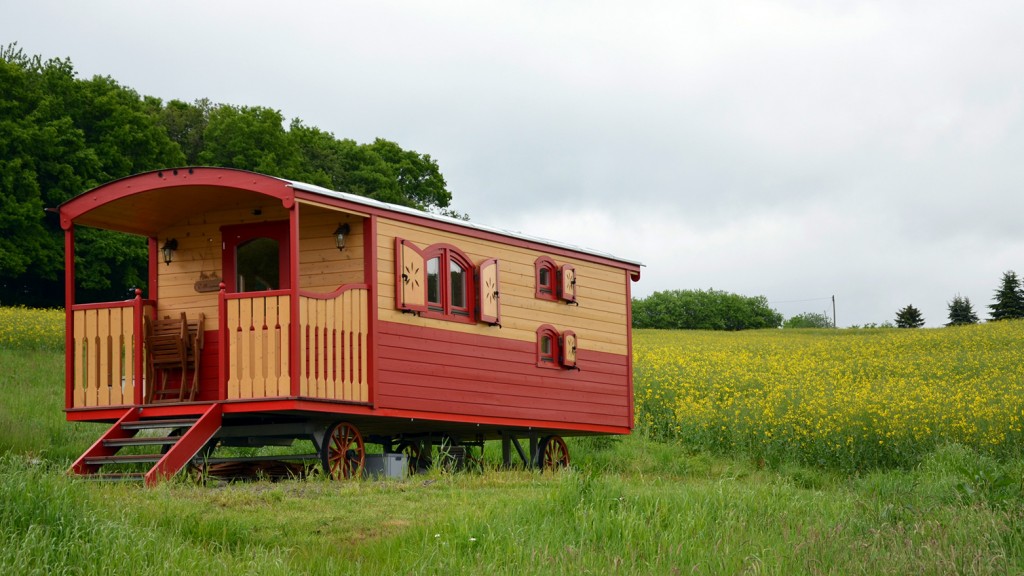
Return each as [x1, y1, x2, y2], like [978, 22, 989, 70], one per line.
[2, 307, 1023, 574]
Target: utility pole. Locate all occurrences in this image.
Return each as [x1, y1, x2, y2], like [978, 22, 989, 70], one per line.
[832, 295, 836, 328]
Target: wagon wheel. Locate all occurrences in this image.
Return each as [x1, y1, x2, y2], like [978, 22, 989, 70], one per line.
[321, 421, 365, 480]
[539, 435, 570, 471]
[397, 440, 431, 475]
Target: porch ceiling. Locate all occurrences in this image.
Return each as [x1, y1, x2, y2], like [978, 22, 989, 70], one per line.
[73, 185, 267, 236]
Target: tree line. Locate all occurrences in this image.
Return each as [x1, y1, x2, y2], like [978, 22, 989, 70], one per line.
[895, 270, 1024, 328]
[0, 44, 455, 307]
[632, 289, 783, 331]
[633, 270, 1024, 331]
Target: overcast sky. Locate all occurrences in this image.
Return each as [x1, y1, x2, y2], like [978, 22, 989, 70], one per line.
[5, 1, 1023, 326]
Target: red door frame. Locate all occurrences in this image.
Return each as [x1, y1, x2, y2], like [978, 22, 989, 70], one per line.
[221, 221, 291, 293]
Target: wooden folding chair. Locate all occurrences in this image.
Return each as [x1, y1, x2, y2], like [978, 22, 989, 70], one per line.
[182, 313, 205, 401]
[144, 313, 188, 403]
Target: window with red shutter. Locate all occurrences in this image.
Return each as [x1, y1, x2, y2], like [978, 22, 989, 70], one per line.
[477, 258, 501, 326]
[561, 330, 577, 368]
[536, 324, 560, 368]
[558, 264, 577, 304]
[395, 238, 428, 313]
[534, 256, 557, 301]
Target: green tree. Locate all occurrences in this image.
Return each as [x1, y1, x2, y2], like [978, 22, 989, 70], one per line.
[156, 98, 211, 165]
[632, 289, 783, 330]
[0, 45, 458, 307]
[199, 104, 299, 175]
[945, 294, 979, 326]
[895, 304, 925, 328]
[987, 270, 1024, 321]
[0, 43, 184, 306]
[783, 312, 833, 329]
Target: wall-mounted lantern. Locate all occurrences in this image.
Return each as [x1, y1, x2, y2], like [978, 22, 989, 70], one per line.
[161, 238, 178, 266]
[333, 224, 350, 251]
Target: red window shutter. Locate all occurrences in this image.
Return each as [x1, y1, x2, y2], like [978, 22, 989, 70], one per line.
[395, 238, 428, 313]
[477, 258, 501, 325]
[561, 330, 577, 368]
[558, 264, 577, 303]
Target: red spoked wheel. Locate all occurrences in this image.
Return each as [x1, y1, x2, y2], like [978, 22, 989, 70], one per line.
[540, 435, 570, 471]
[321, 421, 365, 480]
[397, 440, 430, 476]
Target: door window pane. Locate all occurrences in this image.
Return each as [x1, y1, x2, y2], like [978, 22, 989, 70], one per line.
[236, 237, 279, 292]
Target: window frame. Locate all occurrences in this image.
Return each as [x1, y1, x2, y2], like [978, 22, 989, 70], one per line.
[536, 324, 561, 368]
[534, 256, 558, 301]
[420, 243, 476, 324]
[221, 221, 291, 294]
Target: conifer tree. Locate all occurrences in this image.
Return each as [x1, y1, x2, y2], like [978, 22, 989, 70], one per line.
[988, 271, 1024, 321]
[895, 304, 925, 328]
[945, 294, 979, 326]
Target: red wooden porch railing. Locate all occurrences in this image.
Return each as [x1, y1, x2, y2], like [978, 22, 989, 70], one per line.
[219, 285, 369, 403]
[68, 294, 152, 409]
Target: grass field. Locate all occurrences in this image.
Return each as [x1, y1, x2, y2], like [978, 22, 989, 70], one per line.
[2, 308, 1023, 574]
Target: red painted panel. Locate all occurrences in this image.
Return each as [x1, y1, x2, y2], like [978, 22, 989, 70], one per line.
[193, 330, 221, 401]
[376, 321, 633, 429]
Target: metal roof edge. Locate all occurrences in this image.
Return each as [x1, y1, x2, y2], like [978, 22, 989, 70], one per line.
[285, 180, 644, 269]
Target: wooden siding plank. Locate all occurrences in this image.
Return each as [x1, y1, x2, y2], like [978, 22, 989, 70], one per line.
[375, 393, 630, 428]
[73, 310, 85, 408]
[358, 287, 368, 402]
[275, 296, 290, 397]
[227, 300, 241, 399]
[376, 369, 626, 407]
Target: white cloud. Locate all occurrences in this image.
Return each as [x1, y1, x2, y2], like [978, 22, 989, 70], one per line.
[5, 0, 1024, 327]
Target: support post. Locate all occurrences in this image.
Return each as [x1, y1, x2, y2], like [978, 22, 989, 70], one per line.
[218, 284, 228, 400]
[132, 289, 145, 405]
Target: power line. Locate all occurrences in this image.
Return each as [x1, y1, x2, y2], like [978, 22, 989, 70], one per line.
[768, 296, 833, 305]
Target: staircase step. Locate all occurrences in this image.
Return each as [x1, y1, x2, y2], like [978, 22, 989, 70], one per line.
[203, 453, 319, 465]
[104, 436, 179, 448]
[121, 418, 198, 431]
[85, 454, 163, 466]
[82, 473, 147, 482]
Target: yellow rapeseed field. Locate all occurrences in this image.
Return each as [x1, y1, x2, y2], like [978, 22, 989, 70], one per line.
[0, 306, 63, 352]
[634, 322, 1024, 468]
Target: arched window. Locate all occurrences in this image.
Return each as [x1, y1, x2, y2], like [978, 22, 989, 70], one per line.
[535, 256, 557, 301]
[222, 221, 290, 293]
[536, 324, 560, 368]
[422, 244, 475, 322]
[395, 238, 499, 325]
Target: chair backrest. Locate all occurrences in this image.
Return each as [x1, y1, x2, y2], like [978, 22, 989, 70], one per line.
[184, 313, 205, 356]
[145, 313, 188, 368]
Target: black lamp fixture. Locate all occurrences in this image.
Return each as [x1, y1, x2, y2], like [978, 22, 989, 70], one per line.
[161, 238, 178, 266]
[333, 223, 350, 251]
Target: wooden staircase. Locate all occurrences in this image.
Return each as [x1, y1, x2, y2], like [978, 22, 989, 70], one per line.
[69, 404, 222, 486]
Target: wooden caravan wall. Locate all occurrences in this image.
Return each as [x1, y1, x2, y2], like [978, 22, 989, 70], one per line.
[157, 204, 288, 324]
[376, 218, 632, 430]
[296, 204, 365, 292]
[156, 202, 365, 325]
[377, 219, 629, 354]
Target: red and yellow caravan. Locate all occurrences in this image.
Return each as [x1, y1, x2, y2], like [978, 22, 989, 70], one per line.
[60, 167, 641, 485]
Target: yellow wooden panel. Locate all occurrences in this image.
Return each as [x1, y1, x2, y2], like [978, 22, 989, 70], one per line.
[107, 309, 123, 405]
[227, 300, 241, 399]
[73, 310, 86, 408]
[276, 296, 291, 397]
[299, 296, 310, 396]
[358, 288, 368, 402]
